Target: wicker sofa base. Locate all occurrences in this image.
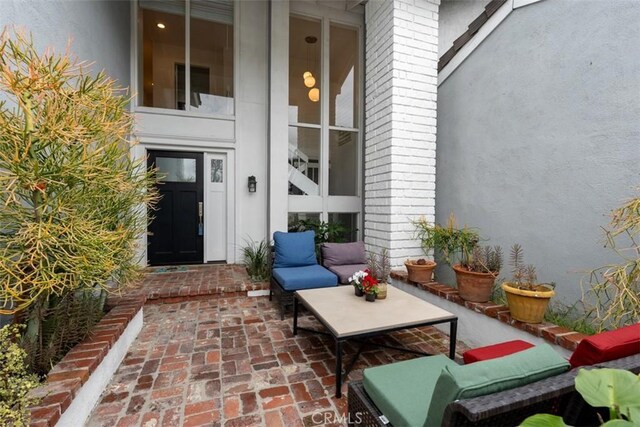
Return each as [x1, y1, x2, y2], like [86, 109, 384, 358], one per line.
[347, 353, 640, 426]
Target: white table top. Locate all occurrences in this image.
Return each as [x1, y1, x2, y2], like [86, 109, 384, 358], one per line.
[295, 285, 456, 338]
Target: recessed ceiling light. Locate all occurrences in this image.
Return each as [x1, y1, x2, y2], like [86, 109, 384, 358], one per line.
[157, 23, 166, 29]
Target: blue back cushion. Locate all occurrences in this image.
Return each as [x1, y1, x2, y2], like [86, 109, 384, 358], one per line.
[273, 231, 317, 268]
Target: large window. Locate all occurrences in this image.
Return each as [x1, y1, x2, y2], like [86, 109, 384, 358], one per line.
[288, 10, 362, 241]
[138, 0, 234, 115]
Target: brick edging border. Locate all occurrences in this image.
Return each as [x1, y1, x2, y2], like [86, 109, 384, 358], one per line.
[28, 296, 146, 427]
[390, 270, 586, 352]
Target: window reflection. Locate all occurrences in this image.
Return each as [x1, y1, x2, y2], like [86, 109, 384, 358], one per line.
[139, 0, 234, 114]
[140, 1, 186, 109]
[330, 24, 358, 128]
[329, 130, 358, 196]
[289, 16, 321, 125]
[156, 157, 197, 182]
[288, 127, 320, 196]
[328, 213, 359, 242]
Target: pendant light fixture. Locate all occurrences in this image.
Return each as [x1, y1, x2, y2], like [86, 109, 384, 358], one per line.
[308, 87, 320, 102]
[304, 74, 316, 88]
[303, 36, 317, 89]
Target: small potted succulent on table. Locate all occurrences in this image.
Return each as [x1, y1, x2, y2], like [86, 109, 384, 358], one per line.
[368, 249, 391, 299]
[453, 245, 503, 303]
[502, 244, 555, 323]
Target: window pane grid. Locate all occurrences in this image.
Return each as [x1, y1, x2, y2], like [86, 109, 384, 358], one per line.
[138, 0, 234, 115]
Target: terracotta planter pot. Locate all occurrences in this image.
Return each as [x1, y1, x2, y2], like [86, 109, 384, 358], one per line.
[404, 260, 437, 283]
[453, 264, 498, 303]
[502, 282, 555, 324]
[365, 293, 376, 302]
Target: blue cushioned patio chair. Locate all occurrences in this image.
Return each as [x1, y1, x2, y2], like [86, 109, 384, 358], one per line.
[269, 230, 338, 320]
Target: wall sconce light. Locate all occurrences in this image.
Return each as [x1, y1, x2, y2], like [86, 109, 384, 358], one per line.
[248, 176, 257, 193]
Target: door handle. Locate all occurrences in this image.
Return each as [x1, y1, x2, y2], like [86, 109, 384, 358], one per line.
[198, 202, 204, 236]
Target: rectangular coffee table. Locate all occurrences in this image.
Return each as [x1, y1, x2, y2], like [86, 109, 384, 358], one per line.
[293, 285, 458, 398]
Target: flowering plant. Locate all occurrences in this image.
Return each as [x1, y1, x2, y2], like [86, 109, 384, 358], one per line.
[362, 274, 379, 296]
[350, 269, 379, 295]
[349, 269, 369, 291]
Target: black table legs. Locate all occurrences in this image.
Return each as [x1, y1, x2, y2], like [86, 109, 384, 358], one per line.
[335, 340, 343, 398]
[293, 296, 299, 336]
[449, 319, 458, 360]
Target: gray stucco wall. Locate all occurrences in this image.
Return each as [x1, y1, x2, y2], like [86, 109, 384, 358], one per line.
[435, 0, 640, 303]
[1, 0, 130, 88]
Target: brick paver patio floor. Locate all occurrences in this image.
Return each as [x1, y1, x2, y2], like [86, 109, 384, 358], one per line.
[86, 267, 470, 427]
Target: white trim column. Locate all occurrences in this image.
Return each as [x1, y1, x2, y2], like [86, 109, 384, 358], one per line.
[364, 0, 440, 266]
[268, 0, 290, 235]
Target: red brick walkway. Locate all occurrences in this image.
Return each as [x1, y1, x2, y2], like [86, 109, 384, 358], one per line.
[86, 267, 469, 427]
[123, 265, 269, 302]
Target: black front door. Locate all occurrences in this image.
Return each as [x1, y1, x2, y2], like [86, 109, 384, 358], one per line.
[148, 151, 204, 266]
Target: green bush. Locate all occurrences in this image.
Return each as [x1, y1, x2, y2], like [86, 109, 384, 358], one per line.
[0, 325, 40, 426]
[0, 29, 158, 353]
[289, 219, 350, 244]
[412, 214, 479, 264]
[581, 190, 640, 332]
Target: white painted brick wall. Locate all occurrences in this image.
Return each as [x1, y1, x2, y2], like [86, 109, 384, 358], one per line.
[364, 0, 440, 267]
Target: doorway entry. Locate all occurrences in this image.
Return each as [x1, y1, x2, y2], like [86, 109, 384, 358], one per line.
[148, 150, 204, 265]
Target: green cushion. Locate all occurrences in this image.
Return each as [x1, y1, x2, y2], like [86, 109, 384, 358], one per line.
[363, 355, 458, 427]
[424, 344, 570, 427]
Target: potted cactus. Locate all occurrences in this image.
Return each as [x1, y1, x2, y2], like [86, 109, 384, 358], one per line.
[502, 244, 555, 323]
[453, 245, 503, 303]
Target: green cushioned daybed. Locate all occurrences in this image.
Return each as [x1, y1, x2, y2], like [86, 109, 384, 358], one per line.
[361, 344, 570, 427]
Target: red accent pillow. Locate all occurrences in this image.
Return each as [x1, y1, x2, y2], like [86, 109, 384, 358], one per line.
[463, 340, 535, 364]
[569, 323, 640, 368]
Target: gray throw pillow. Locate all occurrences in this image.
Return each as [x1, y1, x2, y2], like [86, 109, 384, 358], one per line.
[321, 242, 367, 267]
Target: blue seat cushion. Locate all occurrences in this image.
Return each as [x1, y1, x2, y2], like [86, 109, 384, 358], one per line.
[272, 265, 338, 291]
[273, 231, 317, 268]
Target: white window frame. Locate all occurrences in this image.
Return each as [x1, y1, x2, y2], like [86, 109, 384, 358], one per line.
[131, 0, 238, 119]
[288, 2, 364, 237]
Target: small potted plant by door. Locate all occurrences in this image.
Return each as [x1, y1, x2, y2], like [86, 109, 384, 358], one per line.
[502, 244, 555, 323]
[368, 249, 391, 299]
[453, 245, 503, 303]
[362, 274, 379, 302]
